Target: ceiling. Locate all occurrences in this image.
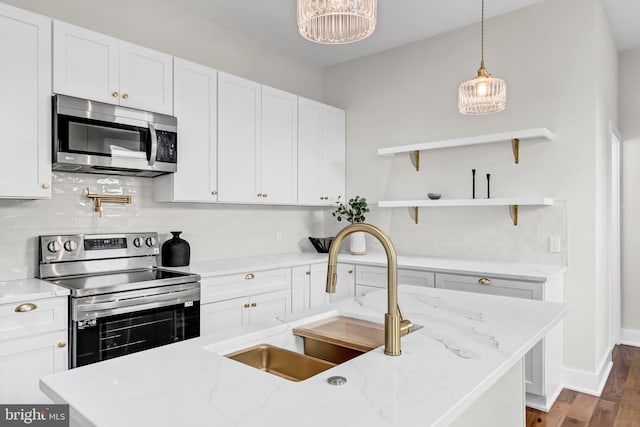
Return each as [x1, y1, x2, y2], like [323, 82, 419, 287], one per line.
[160, 0, 640, 67]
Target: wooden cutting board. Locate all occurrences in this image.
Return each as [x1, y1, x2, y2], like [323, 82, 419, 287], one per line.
[292, 315, 385, 352]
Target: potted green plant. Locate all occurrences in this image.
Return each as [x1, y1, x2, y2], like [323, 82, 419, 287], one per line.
[333, 196, 370, 254]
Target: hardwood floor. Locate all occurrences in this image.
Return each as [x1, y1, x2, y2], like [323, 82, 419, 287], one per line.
[526, 345, 640, 427]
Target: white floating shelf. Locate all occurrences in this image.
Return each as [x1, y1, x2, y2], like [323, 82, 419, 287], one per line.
[378, 197, 554, 225]
[377, 128, 555, 169]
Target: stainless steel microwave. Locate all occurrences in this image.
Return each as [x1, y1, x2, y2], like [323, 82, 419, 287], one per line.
[52, 95, 178, 177]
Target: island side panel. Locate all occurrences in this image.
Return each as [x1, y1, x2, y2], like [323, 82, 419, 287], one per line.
[449, 358, 525, 427]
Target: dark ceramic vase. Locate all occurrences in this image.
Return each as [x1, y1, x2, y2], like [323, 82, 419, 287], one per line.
[161, 231, 190, 267]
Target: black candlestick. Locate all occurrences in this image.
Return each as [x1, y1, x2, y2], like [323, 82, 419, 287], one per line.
[486, 173, 491, 199]
[472, 169, 476, 199]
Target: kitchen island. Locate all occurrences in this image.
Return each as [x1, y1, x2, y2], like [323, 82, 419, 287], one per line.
[40, 285, 566, 427]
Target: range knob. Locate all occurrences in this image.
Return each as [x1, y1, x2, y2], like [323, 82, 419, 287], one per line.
[47, 241, 61, 253]
[133, 238, 143, 248]
[145, 237, 157, 247]
[63, 240, 78, 252]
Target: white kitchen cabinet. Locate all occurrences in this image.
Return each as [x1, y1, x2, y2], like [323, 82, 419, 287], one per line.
[354, 265, 435, 297]
[217, 72, 297, 204]
[298, 97, 346, 206]
[200, 268, 291, 335]
[0, 4, 51, 199]
[201, 291, 291, 336]
[435, 272, 563, 410]
[260, 86, 298, 204]
[153, 59, 217, 202]
[291, 263, 355, 313]
[53, 20, 173, 114]
[217, 72, 261, 203]
[0, 296, 68, 403]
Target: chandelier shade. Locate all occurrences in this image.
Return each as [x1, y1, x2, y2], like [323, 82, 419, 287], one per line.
[458, 63, 507, 115]
[297, 0, 378, 44]
[458, 0, 507, 115]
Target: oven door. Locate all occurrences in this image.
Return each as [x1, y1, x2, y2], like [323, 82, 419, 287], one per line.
[70, 283, 200, 368]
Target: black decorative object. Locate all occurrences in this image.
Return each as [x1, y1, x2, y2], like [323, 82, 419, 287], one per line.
[486, 173, 491, 199]
[161, 231, 190, 267]
[472, 169, 476, 199]
[308, 237, 334, 253]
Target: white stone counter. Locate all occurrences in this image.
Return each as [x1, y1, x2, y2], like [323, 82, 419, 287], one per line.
[173, 252, 565, 282]
[40, 285, 567, 427]
[0, 278, 70, 305]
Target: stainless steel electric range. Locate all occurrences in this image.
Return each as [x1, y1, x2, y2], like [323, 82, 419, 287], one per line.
[38, 232, 200, 368]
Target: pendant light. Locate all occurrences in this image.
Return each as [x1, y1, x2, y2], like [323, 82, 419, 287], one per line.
[297, 0, 378, 44]
[458, 0, 507, 115]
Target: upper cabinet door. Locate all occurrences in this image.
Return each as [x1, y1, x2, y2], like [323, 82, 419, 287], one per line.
[217, 72, 261, 203]
[298, 97, 346, 206]
[53, 21, 173, 114]
[119, 41, 173, 115]
[53, 20, 119, 105]
[154, 58, 217, 203]
[0, 4, 51, 199]
[297, 98, 324, 205]
[260, 86, 298, 204]
[323, 105, 346, 204]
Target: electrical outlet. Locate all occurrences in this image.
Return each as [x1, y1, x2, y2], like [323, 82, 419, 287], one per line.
[548, 236, 561, 253]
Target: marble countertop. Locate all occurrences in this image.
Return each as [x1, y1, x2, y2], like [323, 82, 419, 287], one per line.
[175, 252, 565, 282]
[40, 285, 567, 427]
[0, 278, 70, 305]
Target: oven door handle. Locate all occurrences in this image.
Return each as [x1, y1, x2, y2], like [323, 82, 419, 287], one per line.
[74, 288, 199, 321]
[148, 122, 158, 166]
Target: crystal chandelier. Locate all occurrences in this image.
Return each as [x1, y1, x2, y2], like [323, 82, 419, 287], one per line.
[297, 0, 378, 44]
[458, 0, 506, 115]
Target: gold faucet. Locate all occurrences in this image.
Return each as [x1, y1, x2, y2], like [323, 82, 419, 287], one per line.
[326, 223, 413, 356]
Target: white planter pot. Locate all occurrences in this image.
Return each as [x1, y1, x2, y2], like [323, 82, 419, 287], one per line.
[350, 232, 366, 255]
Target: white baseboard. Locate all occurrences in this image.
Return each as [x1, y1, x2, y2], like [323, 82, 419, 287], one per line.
[562, 346, 613, 396]
[620, 329, 640, 347]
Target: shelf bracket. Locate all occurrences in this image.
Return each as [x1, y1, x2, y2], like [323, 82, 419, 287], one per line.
[509, 205, 519, 226]
[408, 207, 419, 224]
[409, 150, 420, 171]
[511, 138, 520, 164]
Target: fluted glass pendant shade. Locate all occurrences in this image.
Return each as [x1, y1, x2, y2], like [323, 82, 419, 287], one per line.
[458, 0, 507, 115]
[458, 62, 507, 115]
[297, 0, 377, 44]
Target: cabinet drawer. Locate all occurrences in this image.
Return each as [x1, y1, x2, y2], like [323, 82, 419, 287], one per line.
[201, 268, 291, 304]
[0, 297, 67, 342]
[355, 265, 435, 289]
[435, 273, 543, 300]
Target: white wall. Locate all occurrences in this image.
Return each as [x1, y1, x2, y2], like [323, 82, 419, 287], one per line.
[620, 46, 640, 338]
[324, 0, 612, 375]
[0, 0, 328, 280]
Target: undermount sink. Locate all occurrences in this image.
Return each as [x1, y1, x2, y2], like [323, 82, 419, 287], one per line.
[225, 344, 335, 382]
[223, 316, 422, 382]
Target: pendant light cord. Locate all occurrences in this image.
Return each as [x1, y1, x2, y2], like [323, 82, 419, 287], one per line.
[480, 0, 485, 68]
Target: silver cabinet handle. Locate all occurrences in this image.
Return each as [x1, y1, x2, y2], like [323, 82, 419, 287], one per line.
[478, 278, 492, 285]
[15, 303, 37, 312]
[245, 273, 255, 280]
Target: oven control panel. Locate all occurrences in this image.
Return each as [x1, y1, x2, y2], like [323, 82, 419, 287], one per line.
[39, 233, 160, 263]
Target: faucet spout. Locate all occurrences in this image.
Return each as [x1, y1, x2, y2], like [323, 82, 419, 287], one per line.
[326, 223, 412, 356]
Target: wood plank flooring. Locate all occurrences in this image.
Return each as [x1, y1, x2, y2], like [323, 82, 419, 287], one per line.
[526, 345, 640, 427]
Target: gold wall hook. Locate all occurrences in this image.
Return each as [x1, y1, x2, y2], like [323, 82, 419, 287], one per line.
[86, 188, 132, 217]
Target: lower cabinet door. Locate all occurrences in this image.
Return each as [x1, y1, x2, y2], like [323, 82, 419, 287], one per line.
[248, 290, 290, 326]
[200, 298, 248, 336]
[309, 263, 329, 308]
[0, 330, 67, 403]
[327, 263, 355, 303]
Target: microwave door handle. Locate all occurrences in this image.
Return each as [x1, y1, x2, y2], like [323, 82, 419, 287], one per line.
[148, 122, 158, 166]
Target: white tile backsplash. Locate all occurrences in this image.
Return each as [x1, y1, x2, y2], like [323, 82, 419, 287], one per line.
[0, 172, 325, 280]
